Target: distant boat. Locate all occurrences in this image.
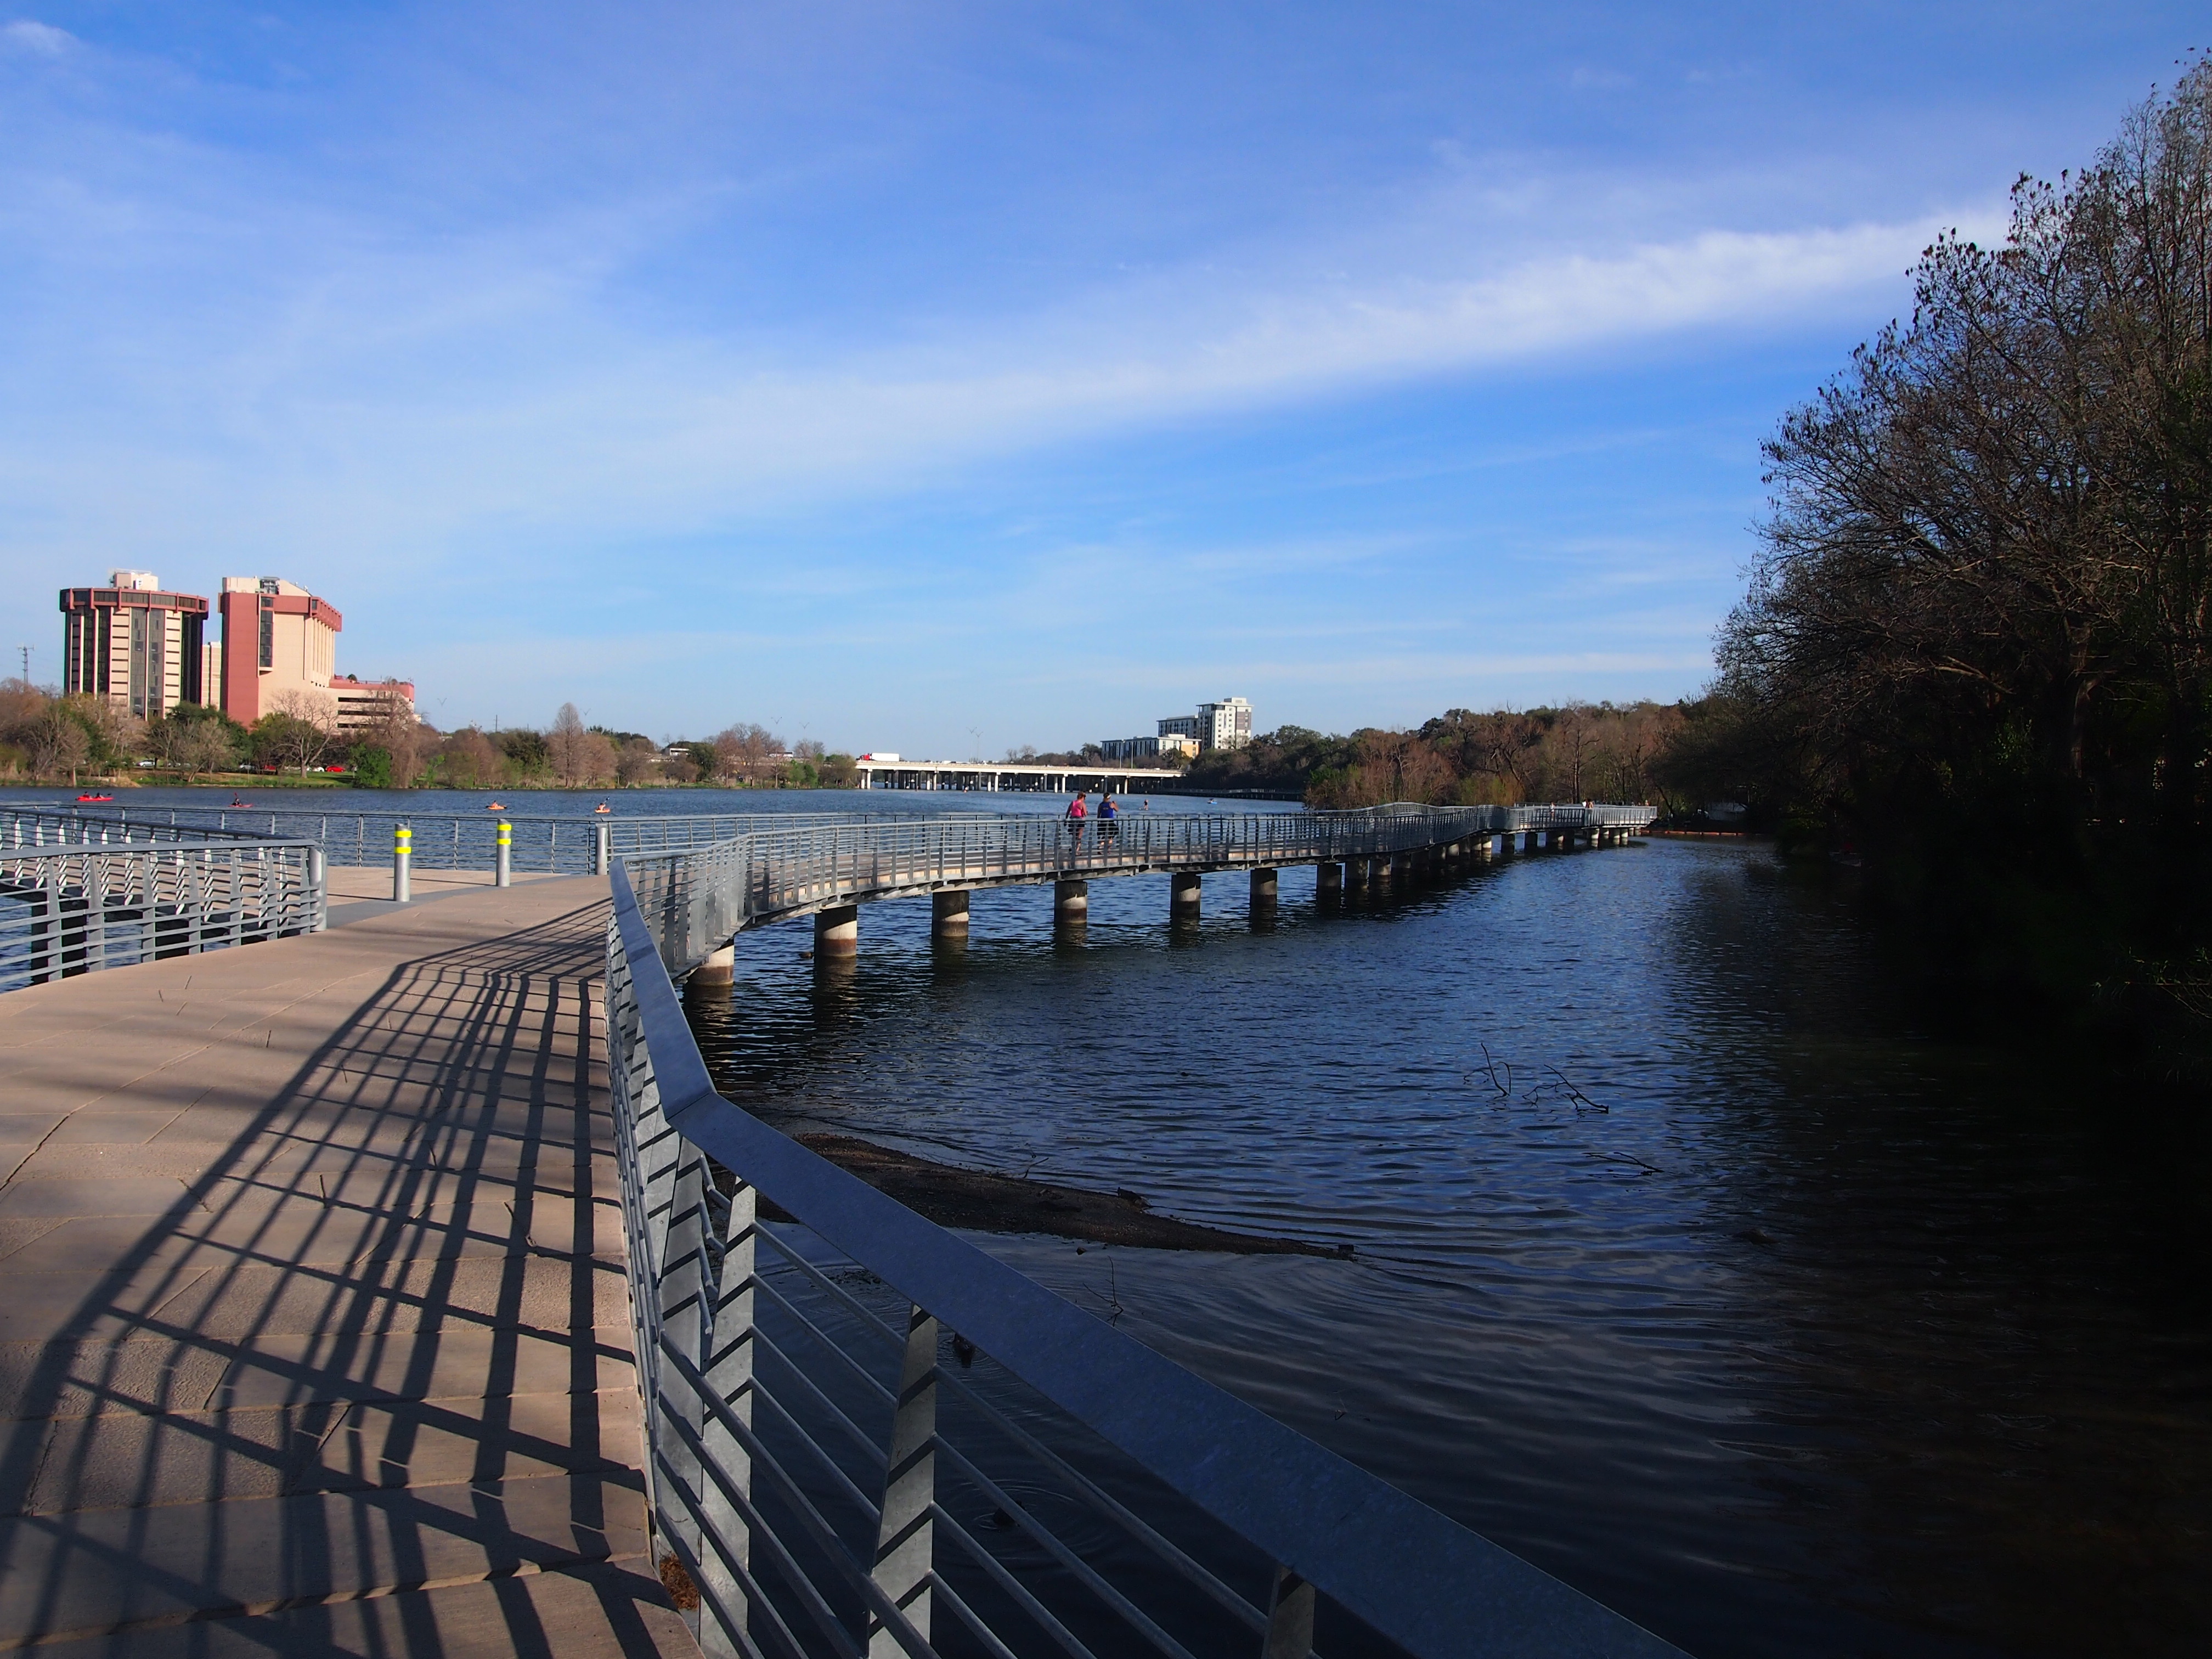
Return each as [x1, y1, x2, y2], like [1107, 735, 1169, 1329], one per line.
[485, 802, 506, 810]
[75, 793, 113, 803]
[594, 802, 613, 815]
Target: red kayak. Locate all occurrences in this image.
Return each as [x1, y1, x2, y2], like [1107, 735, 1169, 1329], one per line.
[76, 794, 113, 803]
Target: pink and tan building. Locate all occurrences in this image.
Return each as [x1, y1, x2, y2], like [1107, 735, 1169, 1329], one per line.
[216, 577, 343, 727]
[58, 571, 210, 721]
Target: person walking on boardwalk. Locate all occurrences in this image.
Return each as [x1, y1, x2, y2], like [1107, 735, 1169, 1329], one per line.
[1099, 792, 1120, 845]
[1065, 790, 1087, 850]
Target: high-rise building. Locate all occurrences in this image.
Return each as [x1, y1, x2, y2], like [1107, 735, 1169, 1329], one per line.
[1196, 697, 1253, 751]
[217, 577, 342, 726]
[58, 572, 208, 720]
[1157, 715, 1201, 742]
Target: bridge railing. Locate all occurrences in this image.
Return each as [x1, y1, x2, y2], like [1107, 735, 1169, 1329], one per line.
[604, 859, 1681, 1659]
[0, 803, 970, 874]
[0, 838, 325, 992]
[618, 804, 1657, 973]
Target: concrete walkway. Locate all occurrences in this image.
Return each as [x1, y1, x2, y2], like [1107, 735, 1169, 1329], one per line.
[0, 878, 697, 1657]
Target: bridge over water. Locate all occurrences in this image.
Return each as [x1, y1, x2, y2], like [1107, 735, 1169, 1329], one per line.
[0, 803, 1678, 1658]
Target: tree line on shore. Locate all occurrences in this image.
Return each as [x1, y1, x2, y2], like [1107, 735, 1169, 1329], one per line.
[0, 685, 860, 791]
[1666, 63, 2212, 1026]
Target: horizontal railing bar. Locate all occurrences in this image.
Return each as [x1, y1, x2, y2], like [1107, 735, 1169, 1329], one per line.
[654, 1435, 854, 1659]
[747, 1321, 900, 1475]
[931, 1437, 1205, 1659]
[929, 1514, 1104, 1659]
[933, 1364, 1268, 1634]
[920, 1569, 1029, 1659]
[753, 1226, 913, 1353]
[660, 1329, 944, 1659]
[745, 1268, 902, 1413]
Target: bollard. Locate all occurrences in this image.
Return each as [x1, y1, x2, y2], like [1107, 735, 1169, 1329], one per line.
[495, 819, 512, 888]
[594, 820, 611, 877]
[392, 823, 411, 904]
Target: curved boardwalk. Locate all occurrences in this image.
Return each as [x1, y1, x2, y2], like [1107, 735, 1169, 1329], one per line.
[0, 877, 696, 1657]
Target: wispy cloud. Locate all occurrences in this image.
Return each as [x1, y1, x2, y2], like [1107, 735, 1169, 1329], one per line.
[1, 20, 72, 56]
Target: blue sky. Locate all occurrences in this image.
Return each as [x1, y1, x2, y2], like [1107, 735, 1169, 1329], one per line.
[0, 5, 2198, 754]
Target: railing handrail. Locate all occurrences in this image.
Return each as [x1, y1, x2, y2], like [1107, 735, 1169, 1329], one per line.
[607, 860, 1678, 1656]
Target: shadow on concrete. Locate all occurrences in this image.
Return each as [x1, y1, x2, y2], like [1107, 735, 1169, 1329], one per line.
[0, 900, 692, 1656]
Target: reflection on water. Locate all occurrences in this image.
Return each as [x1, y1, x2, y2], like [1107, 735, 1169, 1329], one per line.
[687, 841, 2212, 1658]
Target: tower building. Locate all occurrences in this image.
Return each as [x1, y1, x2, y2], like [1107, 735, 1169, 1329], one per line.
[57, 572, 209, 720]
[217, 577, 342, 726]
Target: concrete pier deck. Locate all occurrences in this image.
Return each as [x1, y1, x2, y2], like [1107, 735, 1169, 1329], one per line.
[0, 878, 696, 1657]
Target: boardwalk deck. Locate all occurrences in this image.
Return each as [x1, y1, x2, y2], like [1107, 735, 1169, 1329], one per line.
[0, 877, 697, 1657]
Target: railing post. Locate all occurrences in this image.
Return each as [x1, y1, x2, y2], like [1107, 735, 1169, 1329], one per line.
[393, 823, 411, 902]
[694, 1175, 759, 1656]
[597, 820, 612, 877]
[870, 1305, 938, 1657]
[1262, 1565, 1316, 1658]
[496, 819, 512, 888]
[309, 846, 327, 932]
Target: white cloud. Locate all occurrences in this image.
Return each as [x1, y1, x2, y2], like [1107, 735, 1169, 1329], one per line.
[2, 19, 73, 55]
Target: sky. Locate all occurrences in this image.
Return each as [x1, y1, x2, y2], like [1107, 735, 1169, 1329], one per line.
[0, 4, 2200, 755]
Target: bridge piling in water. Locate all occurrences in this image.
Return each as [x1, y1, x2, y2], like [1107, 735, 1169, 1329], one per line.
[1053, 878, 1088, 924]
[691, 940, 736, 985]
[932, 888, 971, 939]
[1251, 867, 1278, 907]
[1317, 860, 1343, 898]
[1171, 870, 1203, 918]
[815, 903, 859, 957]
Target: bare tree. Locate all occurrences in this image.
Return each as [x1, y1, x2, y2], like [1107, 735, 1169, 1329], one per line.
[546, 703, 595, 787]
[615, 735, 659, 785]
[258, 689, 340, 775]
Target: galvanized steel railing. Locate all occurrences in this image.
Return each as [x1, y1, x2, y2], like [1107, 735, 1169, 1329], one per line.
[605, 860, 1683, 1658]
[0, 837, 325, 991]
[0, 804, 964, 874]
[619, 804, 1657, 977]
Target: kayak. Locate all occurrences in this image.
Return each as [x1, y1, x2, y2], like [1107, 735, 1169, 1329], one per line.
[76, 794, 113, 803]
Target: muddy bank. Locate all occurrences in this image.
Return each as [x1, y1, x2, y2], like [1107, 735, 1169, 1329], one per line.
[782, 1132, 1344, 1255]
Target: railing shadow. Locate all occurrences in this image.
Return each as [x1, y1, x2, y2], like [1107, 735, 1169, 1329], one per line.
[0, 900, 684, 1655]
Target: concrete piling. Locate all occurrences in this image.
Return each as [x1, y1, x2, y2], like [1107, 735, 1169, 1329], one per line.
[932, 889, 971, 939]
[1171, 871, 1203, 919]
[1250, 868, 1278, 905]
[1316, 861, 1342, 898]
[1054, 879, 1089, 923]
[691, 942, 736, 986]
[815, 905, 859, 958]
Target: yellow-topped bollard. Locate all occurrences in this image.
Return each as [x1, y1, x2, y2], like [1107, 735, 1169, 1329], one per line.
[393, 823, 412, 904]
[495, 819, 512, 888]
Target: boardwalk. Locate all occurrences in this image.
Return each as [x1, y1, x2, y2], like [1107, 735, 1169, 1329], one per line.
[0, 877, 696, 1657]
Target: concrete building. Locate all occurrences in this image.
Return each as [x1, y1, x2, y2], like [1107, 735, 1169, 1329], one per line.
[217, 577, 343, 727]
[1197, 697, 1254, 751]
[1099, 733, 1199, 761]
[58, 572, 209, 721]
[1151, 698, 1253, 753]
[330, 674, 418, 736]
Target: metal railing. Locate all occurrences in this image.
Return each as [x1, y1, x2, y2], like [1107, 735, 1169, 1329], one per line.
[606, 860, 1682, 1658]
[0, 804, 972, 874]
[619, 804, 1658, 977]
[0, 838, 325, 991]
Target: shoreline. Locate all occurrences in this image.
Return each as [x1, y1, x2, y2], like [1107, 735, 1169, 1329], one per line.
[786, 1132, 1346, 1256]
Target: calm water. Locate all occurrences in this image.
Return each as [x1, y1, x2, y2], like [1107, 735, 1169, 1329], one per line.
[685, 837, 2212, 1658]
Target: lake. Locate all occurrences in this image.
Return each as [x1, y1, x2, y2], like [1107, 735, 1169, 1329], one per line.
[683, 834, 2212, 1658]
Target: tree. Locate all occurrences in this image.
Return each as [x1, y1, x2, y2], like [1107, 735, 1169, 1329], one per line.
[150, 706, 246, 774]
[351, 682, 432, 788]
[1669, 60, 2212, 998]
[437, 728, 506, 788]
[30, 702, 92, 783]
[253, 690, 339, 775]
[615, 736, 661, 785]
